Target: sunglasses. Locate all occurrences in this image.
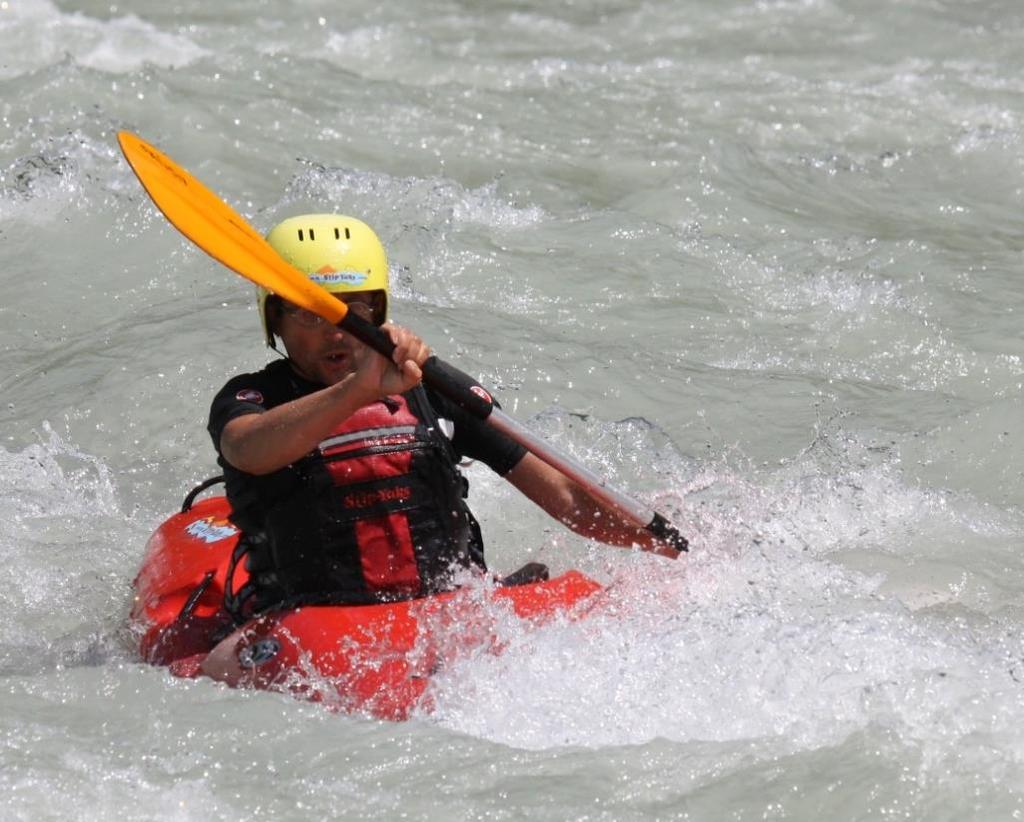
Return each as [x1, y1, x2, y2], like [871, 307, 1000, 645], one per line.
[280, 299, 375, 329]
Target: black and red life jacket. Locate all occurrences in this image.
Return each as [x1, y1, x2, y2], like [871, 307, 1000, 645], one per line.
[226, 387, 483, 616]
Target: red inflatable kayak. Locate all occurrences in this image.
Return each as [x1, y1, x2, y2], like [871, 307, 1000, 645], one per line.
[131, 490, 602, 720]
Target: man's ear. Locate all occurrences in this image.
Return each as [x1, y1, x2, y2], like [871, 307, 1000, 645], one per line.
[266, 295, 283, 337]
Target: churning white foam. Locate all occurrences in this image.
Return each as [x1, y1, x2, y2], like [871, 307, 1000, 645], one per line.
[0, 0, 207, 78]
[422, 412, 1024, 795]
[0, 423, 129, 661]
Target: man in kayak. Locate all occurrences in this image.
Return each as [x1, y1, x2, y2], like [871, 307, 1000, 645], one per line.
[209, 214, 681, 618]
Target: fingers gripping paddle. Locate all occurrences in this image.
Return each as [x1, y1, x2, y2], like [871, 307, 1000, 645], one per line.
[117, 131, 688, 553]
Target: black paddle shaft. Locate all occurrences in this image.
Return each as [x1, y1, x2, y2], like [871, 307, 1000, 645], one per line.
[338, 311, 689, 553]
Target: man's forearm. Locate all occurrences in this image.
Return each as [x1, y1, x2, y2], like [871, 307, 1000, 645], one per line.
[220, 376, 375, 474]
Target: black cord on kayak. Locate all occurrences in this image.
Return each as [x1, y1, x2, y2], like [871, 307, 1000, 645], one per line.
[646, 512, 689, 553]
[181, 475, 226, 512]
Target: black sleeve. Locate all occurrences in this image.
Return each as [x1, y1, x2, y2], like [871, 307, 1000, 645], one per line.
[424, 387, 527, 476]
[207, 372, 270, 455]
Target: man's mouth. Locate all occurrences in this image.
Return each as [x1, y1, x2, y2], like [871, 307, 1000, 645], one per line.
[322, 349, 352, 367]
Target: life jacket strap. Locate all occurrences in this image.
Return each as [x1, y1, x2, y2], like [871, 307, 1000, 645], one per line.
[223, 535, 259, 624]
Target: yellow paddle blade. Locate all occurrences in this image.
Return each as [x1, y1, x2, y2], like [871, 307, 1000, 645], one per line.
[117, 131, 346, 324]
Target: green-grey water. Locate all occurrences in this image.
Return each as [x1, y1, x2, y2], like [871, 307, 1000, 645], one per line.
[2, 1, 1023, 819]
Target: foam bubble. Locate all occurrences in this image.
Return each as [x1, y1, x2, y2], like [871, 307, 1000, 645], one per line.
[0, 422, 118, 523]
[0, 424, 133, 666]
[0, 131, 123, 221]
[282, 164, 546, 231]
[0, 0, 208, 79]
[421, 411, 1024, 796]
[427, 502, 1024, 795]
[275, 164, 548, 314]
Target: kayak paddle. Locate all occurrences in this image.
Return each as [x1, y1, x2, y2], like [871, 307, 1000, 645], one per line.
[117, 131, 688, 553]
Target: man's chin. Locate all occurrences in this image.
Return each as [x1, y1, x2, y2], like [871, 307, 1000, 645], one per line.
[321, 362, 356, 385]
[287, 358, 352, 386]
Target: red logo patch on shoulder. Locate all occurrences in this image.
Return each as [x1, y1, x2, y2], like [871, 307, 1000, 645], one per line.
[235, 389, 264, 404]
[469, 385, 493, 404]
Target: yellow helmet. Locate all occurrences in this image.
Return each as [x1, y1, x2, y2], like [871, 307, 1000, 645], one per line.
[258, 213, 389, 347]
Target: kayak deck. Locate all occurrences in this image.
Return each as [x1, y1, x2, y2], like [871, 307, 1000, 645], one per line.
[131, 495, 602, 719]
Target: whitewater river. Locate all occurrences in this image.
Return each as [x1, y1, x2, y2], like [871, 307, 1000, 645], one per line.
[2, 0, 1023, 819]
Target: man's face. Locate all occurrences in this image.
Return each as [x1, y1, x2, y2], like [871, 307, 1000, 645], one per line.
[275, 292, 376, 385]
